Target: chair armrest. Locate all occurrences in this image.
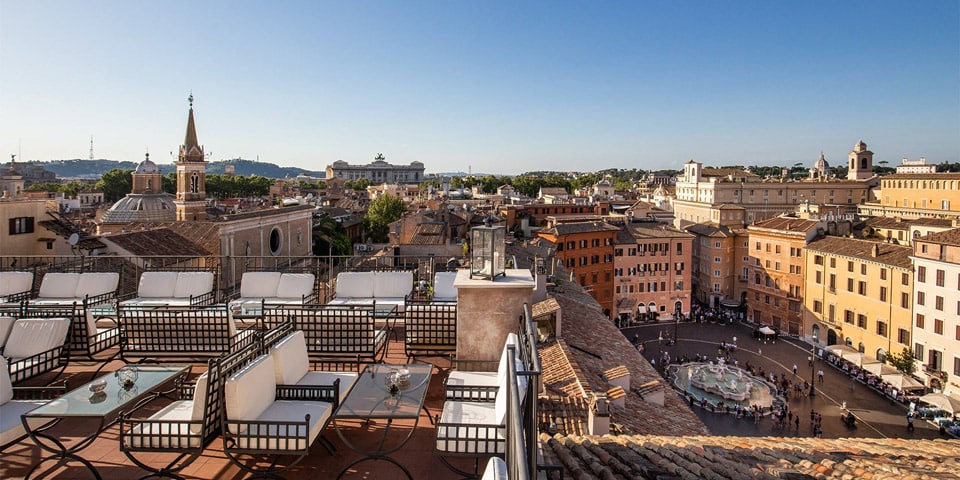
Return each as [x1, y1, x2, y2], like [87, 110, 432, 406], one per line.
[5, 344, 69, 384]
[84, 291, 117, 309]
[276, 380, 340, 407]
[443, 383, 498, 402]
[223, 415, 312, 453]
[189, 290, 217, 306]
[2, 290, 32, 303]
[302, 291, 319, 305]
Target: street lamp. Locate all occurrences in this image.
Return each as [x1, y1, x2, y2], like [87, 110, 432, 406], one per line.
[674, 299, 682, 344]
[809, 340, 818, 398]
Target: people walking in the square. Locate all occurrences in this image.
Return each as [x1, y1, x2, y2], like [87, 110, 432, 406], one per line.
[818, 369, 824, 383]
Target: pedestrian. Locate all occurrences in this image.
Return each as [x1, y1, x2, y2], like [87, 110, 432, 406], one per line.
[807, 355, 813, 367]
[758, 348, 761, 356]
[793, 364, 798, 375]
[818, 369, 824, 383]
[907, 413, 915, 432]
[850, 377, 856, 391]
[794, 416, 799, 431]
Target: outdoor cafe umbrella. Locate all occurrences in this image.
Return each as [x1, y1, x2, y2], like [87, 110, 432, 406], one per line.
[758, 326, 775, 335]
[841, 350, 865, 365]
[919, 393, 960, 414]
[883, 373, 925, 391]
[863, 362, 898, 376]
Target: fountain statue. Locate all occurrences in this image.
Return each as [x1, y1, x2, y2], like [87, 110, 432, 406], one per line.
[666, 362, 779, 409]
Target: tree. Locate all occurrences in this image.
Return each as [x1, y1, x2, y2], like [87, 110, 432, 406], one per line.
[363, 193, 406, 243]
[886, 347, 916, 375]
[96, 168, 133, 203]
[313, 215, 352, 256]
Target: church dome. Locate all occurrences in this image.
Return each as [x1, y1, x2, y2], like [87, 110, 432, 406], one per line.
[135, 156, 159, 174]
[101, 192, 177, 224]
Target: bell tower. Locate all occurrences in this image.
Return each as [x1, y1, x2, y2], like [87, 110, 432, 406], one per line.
[847, 139, 873, 181]
[175, 94, 208, 221]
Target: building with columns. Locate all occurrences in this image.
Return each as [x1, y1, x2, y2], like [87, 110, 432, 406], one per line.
[325, 154, 424, 184]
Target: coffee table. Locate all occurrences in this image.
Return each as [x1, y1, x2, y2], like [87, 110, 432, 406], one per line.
[21, 364, 191, 480]
[332, 363, 432, 479]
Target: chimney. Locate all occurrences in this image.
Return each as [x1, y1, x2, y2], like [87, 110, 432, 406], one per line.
[607, 386, 627, 410]
[588, 393, 610, 435]
[872, 244, 880, 258]
[604, 365, 630, 393]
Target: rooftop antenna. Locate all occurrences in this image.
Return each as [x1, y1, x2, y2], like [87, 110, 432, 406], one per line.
[89, 135, 94, 160]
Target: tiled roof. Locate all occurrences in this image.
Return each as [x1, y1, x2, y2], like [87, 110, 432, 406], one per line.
[121, 221, 223, 256]
[615, 227, 635, 244]
[540, 434, 960, 480]
[865, 216, 954, 230]
[917, 227, 960, 246]
[881, 172, 960, 180]
[409, 223, 445, 245]
[541, 187, 570, 195]
[806, 236, 913, 268]
[532, 297, 561, 318]
[702, 168, 759, 178]
[103, 227, 210, 257]
[540, 221, 620, 236]
[684, 222, 736, 238]
[750, 216, 821, 233]
[538, 396, 590, 437]
[627, 222, 694, 239]
[547, 280, 708, 436]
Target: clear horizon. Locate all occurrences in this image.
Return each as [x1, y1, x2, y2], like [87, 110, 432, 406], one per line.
[1, 1, 958, 175]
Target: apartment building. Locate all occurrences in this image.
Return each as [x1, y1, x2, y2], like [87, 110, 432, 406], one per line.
[747, 217, 823, 336]
[860, 172, 960, 220]
[537, 220, 619, 317]
[684, 205, 749, 310]
[862, 216, 957, 247]
[803, 237, 913, 360]
[613, 221, 693, 322]
[910, 228, 960, 395]
[499, 203, 600, 238]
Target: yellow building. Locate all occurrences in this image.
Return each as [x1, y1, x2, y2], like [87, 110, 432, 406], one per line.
[803, 236, 913, 362]
[860, 172, 960, 220]
[0, 199, 75, 261]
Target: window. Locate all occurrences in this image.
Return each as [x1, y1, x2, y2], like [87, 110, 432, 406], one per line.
[956, 325, 960, 341]
[268, 227, 282, 256]
[567, 241, 575, 250]
[847, 261, 854, 272]
[877, 321, 887, 337]
[714, 270, 721, 277]
[858, 281, 866, 295]
[936, 296, 944, 311]
[879, 286, 887, 302]
[917, 291, 925, 306]
[829, 274, 836, 291]
[813, 300, 822, 313]
[814, 255, 823, 265]
[918, 266, 926, 283]
[592, 238, 600, 247]
[830, 258, 836, 268]
[898, 328, 910, 345]
[857, 314, 867, 329]
[936, 269, 945, 287]
[815, 271, 822, 284]
[713, 283, 720, 293]
[916, 314, 925, 329]
[844, 310, 854, 324]
[880, 268, 887, 280]
[775, 262, 781, 271]
[8, 217, 34, 235]
[775, 245, 781, 254]
[934, 319, 944, 335]
[901, 273, 909, 286]
[846, 278, 854, 292]
[901, 292, 909, 308]
[755, 242, 761, 251]
[954, 357, 960, 377]
[714, 257, 721, 263]
[765, 295, 770, 304]
[915, 343, 924, 361]
[828, 304, 835, 322]
[860, 264, 866, 275]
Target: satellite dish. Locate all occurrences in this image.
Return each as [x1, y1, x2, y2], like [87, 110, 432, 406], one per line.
[68, 233, 80, 246]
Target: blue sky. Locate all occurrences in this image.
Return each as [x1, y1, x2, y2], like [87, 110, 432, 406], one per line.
[1, 1, 958, 175]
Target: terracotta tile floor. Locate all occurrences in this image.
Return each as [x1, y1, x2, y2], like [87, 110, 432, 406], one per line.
[2, 333, 483, 480]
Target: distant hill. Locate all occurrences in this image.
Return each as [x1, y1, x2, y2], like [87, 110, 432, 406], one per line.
[28, 158, 323, 180]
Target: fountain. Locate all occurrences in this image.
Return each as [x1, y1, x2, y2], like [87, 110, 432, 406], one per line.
[667, 362, 780, 409]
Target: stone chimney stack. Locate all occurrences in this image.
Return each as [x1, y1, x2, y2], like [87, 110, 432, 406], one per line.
[872, 244, 880, 258]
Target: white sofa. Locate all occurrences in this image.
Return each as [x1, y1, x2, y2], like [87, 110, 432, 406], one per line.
[229, 272, 316, 313]
[27, 272, 119, 307]
[269, 330, 357, 400]
[327, 271, 412, 312]
[0, 271, 33, 306]
[445, 333, 520, 401]
[432, 271, 458, 303]
[0, 356, 52, 449]
[122, 370, 210, 449]
[223, 354, 335, 451]
[121, 271, 216, 308]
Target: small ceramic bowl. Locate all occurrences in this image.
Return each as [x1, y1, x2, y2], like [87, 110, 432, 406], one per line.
[88, 379, 108, 394]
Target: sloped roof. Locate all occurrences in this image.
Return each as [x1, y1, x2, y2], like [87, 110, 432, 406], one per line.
[806, 236, 913, 268]
[917, 227, 960, 246]
[865, 216, 954, 230]
[684, 222, 737, 238]
[103, 227, 210, 257]
[749, 216, 821, 233]
[702, 168, 759, 178]
[882, 172, 960, 180]
[121, 221, 223, 256]
[409, 223, 445, 245]
[540, 187, 570, 196]
[540, 221, 621, 236]
[540, 434, 960, 479]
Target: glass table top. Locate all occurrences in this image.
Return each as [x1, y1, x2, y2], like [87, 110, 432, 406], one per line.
[24, 364, 190, 418]
[334, 364, 432, 420]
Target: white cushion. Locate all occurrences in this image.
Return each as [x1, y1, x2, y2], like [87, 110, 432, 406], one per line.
[270, 331, 310, 385]
[446, 371, 498, 401]
[123, 400, 200, 449]
[436, 400, 504, 454]
[240, 272, 282, 298]
[497, 333, 521, 384]
[190, 371, 210, 434]
[0, 272, 33, 297]
[3, 318, 71, 360]
[75, 272, 119, 299]
[174, 272, 214, 298]
[0, 357, 12, 404]
[433, 272, 458, 301]
[38, 273, 80, 298]
[233, 400, 331, 451]
[0, 399, 47, 446]
[225, 354, 276, 430]
[335, 272, 372, 298]
[372, 271, 413, 298]
[0, 316, 15, 349]
[276, 274, 315, 299]
[297, 371, 358, 400]
[481, 457, 508, 480]
[137, 272, 179, 298]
